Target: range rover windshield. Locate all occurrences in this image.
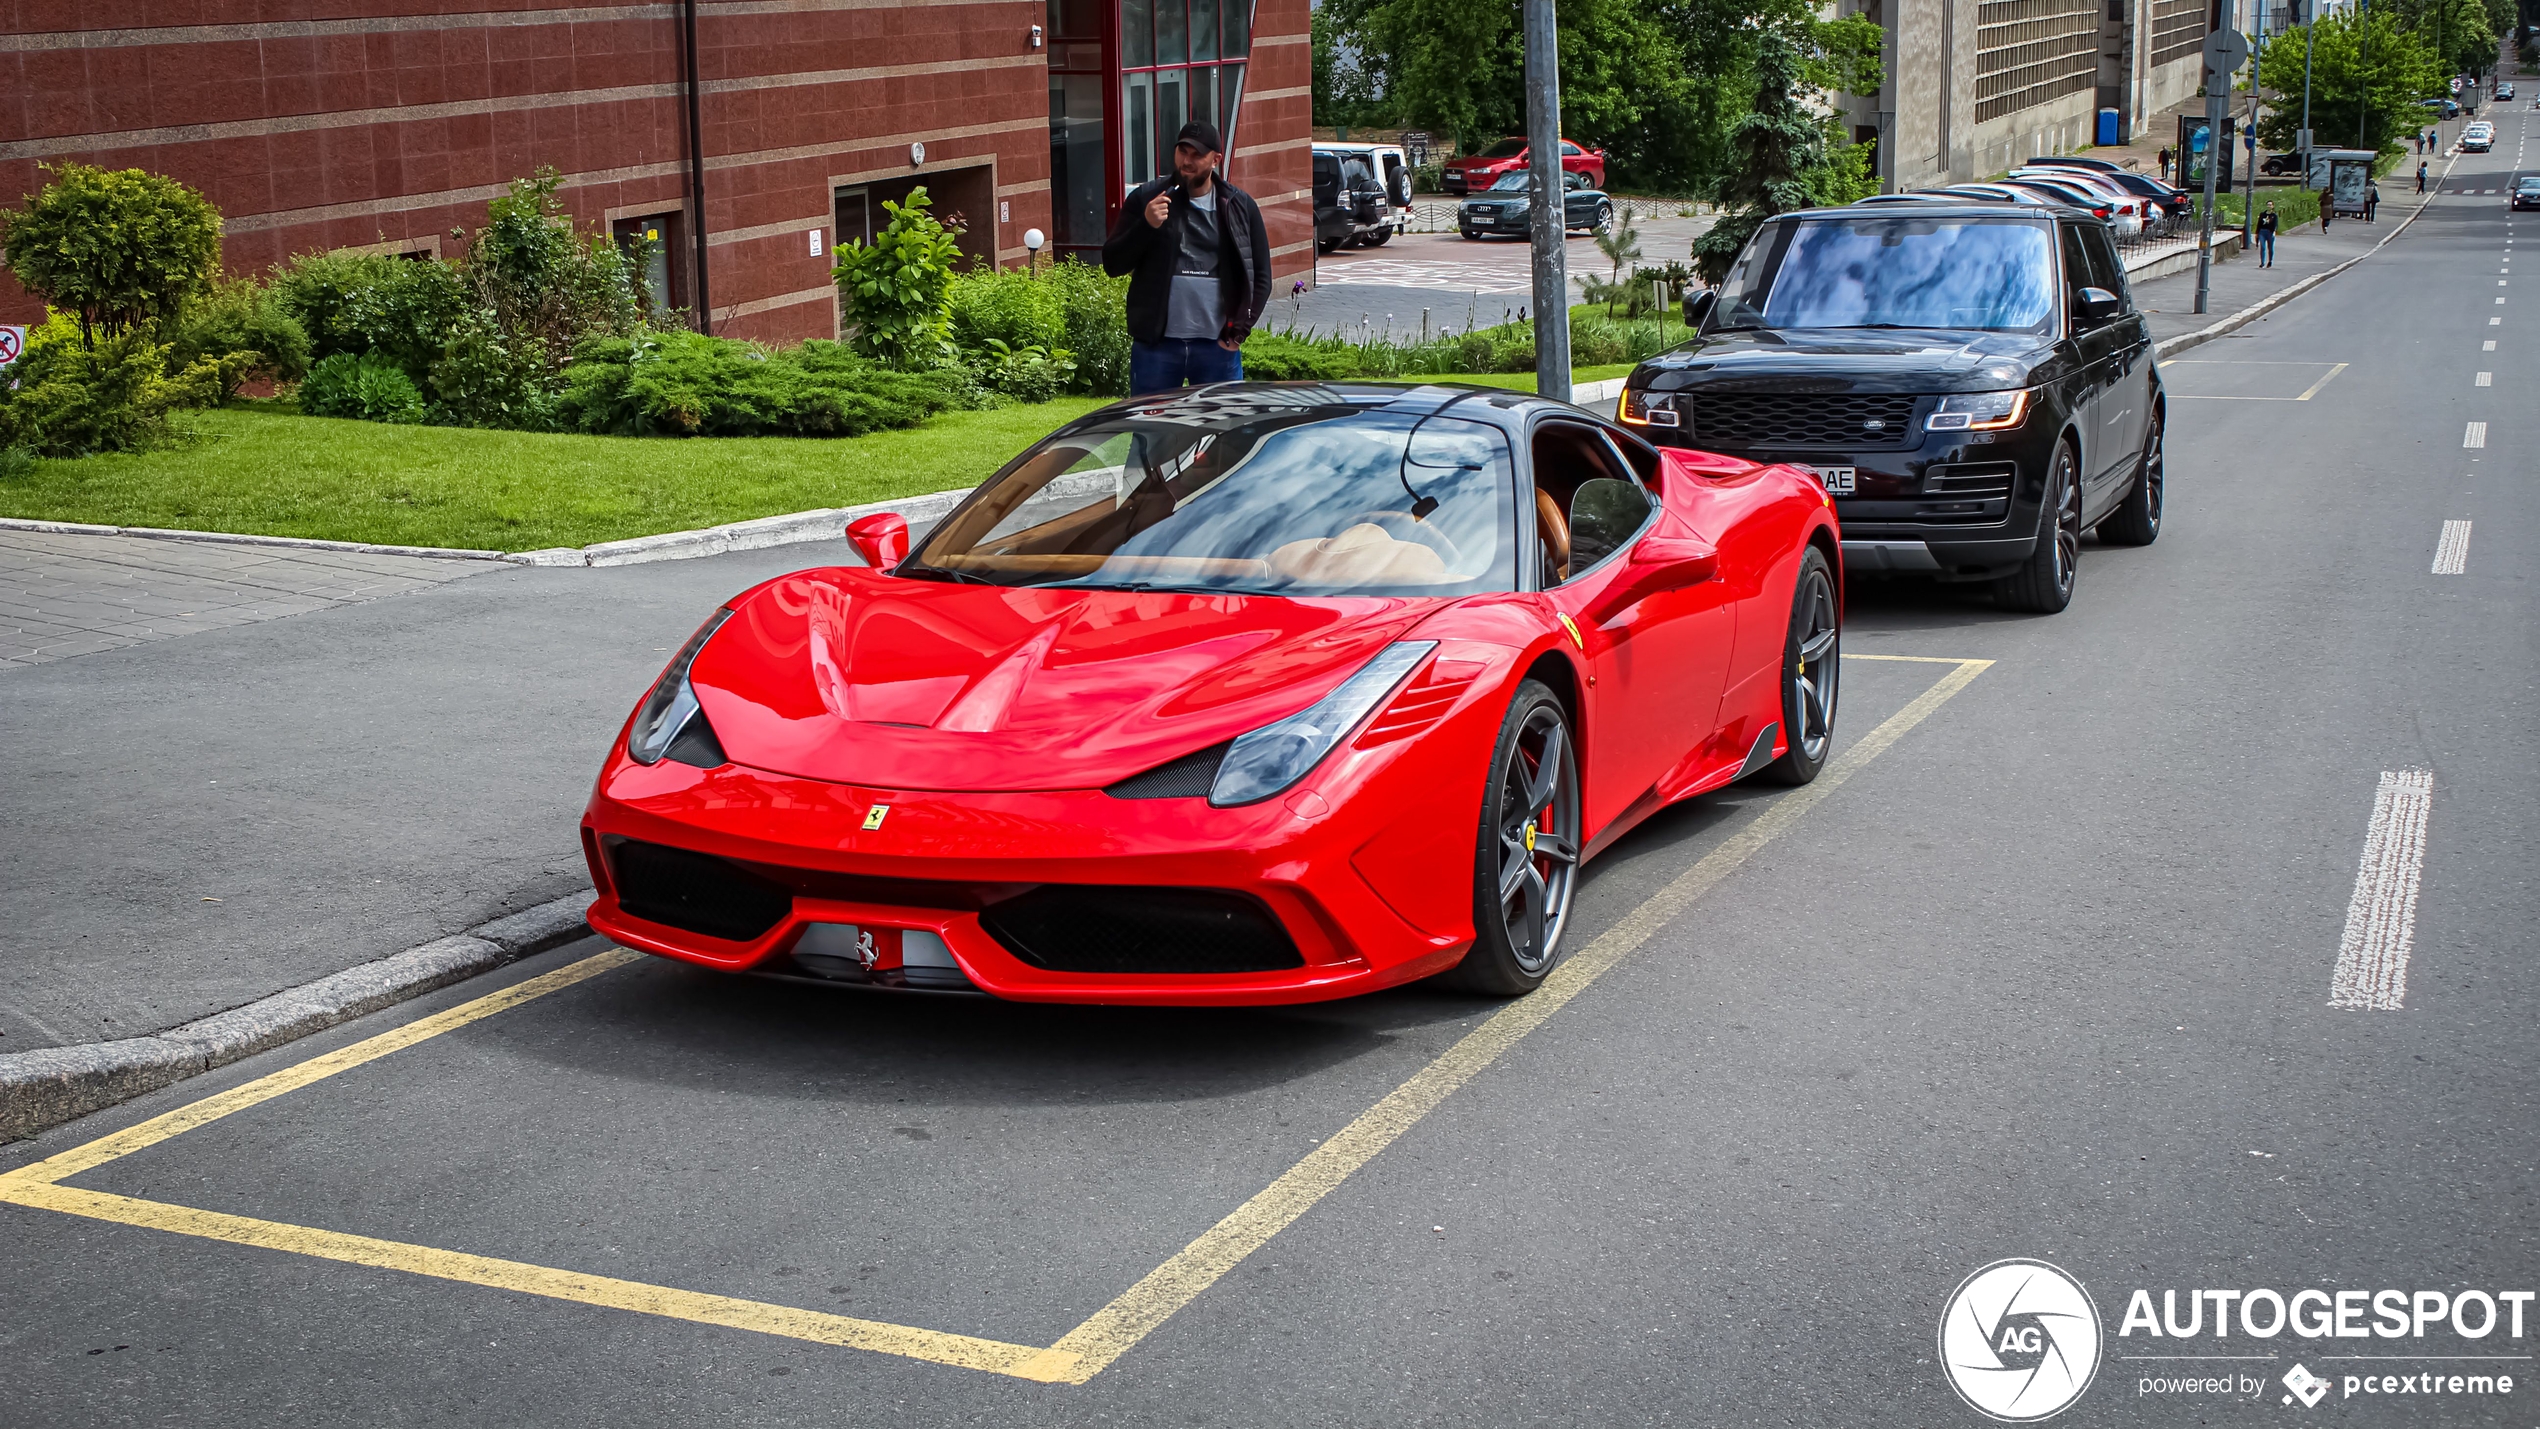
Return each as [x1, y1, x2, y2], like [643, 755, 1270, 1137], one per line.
[899, 389, 1516, 598]
[1709, 216, 2059, 335]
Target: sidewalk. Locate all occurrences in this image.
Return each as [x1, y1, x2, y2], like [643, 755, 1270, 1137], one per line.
[2134, 159, 2442, 347]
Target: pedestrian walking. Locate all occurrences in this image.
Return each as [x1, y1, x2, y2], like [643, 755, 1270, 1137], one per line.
[2418, 161, 2429, 194]
[2364, 183, 2380, 222]
[2256, 202, 2279, 267]
[2158, 146, 2174, 182]
[1103, 121, 1273, 396]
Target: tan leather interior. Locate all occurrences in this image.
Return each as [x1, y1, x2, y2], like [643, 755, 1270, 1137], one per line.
[1534, 487, 1572, 582]
[1267, 523, 1455, 585]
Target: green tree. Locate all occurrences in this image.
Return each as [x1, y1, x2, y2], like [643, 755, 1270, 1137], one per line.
[2255, 8, 2442, 155]
[1691, 33, 1874, 282]
[455, 167, 644, 373]
[833, 188, 964, 369]
[0, 164, 223, 347]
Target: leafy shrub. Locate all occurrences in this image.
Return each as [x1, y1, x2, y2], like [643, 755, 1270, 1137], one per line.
[270, 251, 473, 386]
[454, 167, 643, 373]
[0, 443, 34, 480]
[0, 163, 223, 345]
[162, 276, 312, 399]
[1041, 258, 1132, 396]
[267, 250, 391, 362]
[299, 352, 426, 424]
[429, 309, 556, 430]
[972, 339, 1078, 403]
[947, 266, 1066, 354]
[833, 188, 963, 368]
[556, 331, 961, 437]
[1238, 332, 1365, 381]
[0, 313, 233, 456]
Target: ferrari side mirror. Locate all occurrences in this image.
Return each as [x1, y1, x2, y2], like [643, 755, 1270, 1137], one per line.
[847, 512, 911, 571]
[1585, 535, 1717, 624]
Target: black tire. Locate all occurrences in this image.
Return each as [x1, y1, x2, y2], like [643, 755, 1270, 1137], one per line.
[1757, 548, 1840, 786]
[1992, 438, 2081, 614]
[1362, 227, 1393, 246]
[1594, 201, 1615, 233]
[1436, 679, 1580, 996]
[1317, 235, 1343, 255]
[2097, 409, 2163, 546]
[1459, 227, 1481, 241]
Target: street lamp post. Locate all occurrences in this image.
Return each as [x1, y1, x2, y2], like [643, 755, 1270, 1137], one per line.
[1523, 0, 1570, 403]
[2300, 0, 2315, 188]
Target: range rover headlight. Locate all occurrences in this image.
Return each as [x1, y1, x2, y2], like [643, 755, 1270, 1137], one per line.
[1926, 390, 2031, 432]
[1619, 388, 1680, 427]
[626, 609, 732, 766]
[1209, 642, 1436, 807]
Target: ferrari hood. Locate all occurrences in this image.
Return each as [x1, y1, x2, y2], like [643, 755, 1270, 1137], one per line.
[685, 568, 1438, 792]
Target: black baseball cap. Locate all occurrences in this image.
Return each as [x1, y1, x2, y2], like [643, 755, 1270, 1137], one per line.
[1174, 121, 1223, 156]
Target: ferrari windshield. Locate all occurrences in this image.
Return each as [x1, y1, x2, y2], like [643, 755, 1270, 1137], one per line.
[1712, 216, 2058, 334]
[900, 391, 1516, 597]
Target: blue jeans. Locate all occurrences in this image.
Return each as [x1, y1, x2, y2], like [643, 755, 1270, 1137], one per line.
[2257, 232, 2275, 264]
[1131, 337, 1244, 395]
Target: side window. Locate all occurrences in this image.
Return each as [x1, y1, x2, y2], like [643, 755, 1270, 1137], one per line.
[1313, 154, 1338, 195]
[2059, 223, 2093, 315]
[1530, 421, 1653, 584]
[2078, 224, 2131, 310]
[1560, 141, 1583, 156]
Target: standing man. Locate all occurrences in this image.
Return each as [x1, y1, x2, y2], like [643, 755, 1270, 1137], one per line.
[2159, 146, 2174, 182]
[2364, 182, 2380, 222]
[2255, 202, 2279, 266]
[1104, 121, 1274, 396]
[2418, 160, 2430, 193]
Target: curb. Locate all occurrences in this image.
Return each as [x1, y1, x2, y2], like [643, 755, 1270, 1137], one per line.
[2154, 159, 2447, 361]
[0, 516, 507, 562]
[0, 892, 596, 1143]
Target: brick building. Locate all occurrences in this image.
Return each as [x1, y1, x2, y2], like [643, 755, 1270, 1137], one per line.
[0, 0, 1314, 343]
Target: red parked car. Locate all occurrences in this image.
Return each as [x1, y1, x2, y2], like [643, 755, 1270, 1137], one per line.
[1442, 136, 1607, 194]
[582, 384, 1840, 1006]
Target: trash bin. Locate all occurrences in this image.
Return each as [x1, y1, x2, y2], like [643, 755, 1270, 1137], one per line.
[2097, 108, 2122, 146]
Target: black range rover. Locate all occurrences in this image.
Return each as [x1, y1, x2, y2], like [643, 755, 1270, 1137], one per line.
[1620, 203, 2164, 613]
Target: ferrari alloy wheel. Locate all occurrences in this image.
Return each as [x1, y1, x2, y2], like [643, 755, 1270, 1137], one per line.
[1992, 438, 2081, 614]
[2098, 409, 2164, 546]
[1760, 548, 1839, 785]
[1442, 679, 1580, 995]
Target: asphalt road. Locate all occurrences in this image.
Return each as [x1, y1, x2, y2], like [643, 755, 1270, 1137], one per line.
[4, 131, 2535, 1426]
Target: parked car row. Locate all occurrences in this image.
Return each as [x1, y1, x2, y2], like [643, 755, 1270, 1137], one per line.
[1859, 155, 2191, 237]
[1311, 143, 1415, 253]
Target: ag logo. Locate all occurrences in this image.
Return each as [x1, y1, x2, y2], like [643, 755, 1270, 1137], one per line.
[1939, 1258, 2103, 1422]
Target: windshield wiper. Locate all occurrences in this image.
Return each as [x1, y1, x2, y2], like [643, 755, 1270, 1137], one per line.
[1053, 580, 1240, 596]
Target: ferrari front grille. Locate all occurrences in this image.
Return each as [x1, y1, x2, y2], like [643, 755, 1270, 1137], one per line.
[1685, 392, 1922, 450]
[980, 886, 1304, 973]
[608, 838, 793, 943]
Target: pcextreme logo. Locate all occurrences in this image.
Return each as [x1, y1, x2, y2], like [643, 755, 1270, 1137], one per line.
[1939, 1259, 2104, 1422]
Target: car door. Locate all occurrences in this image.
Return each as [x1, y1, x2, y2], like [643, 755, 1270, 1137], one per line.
[2058, 220, 2123, 507]
[1528, 418, 1734, 834]
[2079, 221, 2153, 505]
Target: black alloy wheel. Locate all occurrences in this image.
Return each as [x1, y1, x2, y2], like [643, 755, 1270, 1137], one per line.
[1440, 679, 1580, 995]
[2097, 410, 2164, 546]
[1760, 548, 1840, 785]
[1992, 439, 2082, 614]
[1595, 201, 1615, 233]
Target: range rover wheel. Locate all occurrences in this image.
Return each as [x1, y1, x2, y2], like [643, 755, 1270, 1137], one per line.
[1758, 548, 1839, 785]
[1992, 439, 2081, 614]
[1438, 679, 1579, 995]
[2097, 410, 2163, 546]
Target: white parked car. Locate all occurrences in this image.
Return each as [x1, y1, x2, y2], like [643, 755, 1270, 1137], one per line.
[1315, 141, 1415, 239]
[2006, 168, 2146, 234]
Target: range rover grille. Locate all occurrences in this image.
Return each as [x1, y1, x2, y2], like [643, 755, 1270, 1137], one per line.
[1684, 392, 1922, 450]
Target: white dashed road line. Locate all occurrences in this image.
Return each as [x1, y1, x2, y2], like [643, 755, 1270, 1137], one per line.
[2477, 371, 2494, 385]
[2464, 422, 2487, 447]
[2484, 339, 2497, 350]
[2329, 770, 2435, 1012]
[2433, 520, 2473, 575]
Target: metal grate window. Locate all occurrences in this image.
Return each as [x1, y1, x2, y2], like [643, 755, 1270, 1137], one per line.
[2149, 0, 2209, 69]
[1975, 0, 2102, 123]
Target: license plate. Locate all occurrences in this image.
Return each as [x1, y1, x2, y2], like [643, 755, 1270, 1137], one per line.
[1818, 466, 1856, 495]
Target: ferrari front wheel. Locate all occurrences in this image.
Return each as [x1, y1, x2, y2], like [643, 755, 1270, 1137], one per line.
[1758, 547, 1839, 785]
[1440, 679, 1580, 996]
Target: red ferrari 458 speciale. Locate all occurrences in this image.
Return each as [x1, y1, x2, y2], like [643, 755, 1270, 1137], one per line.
[582, 382, 1840, 1004]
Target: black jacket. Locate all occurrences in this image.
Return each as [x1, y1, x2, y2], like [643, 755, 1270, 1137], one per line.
[1102, 176, 1274, 344]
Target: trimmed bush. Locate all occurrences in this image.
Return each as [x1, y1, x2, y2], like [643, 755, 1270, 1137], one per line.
[163, 276, 312, 399]
[300, 352, 427, 424]
[948, 266, 1067, 354]
[0, 313, 233, 456]
[0, 163, 223, 345]
[555, 330, 961, 437]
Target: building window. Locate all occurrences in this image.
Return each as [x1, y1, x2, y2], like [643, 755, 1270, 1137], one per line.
[1975, 0, 2102, 123]
[2149, 0, 2208, 67]
[1121, 0, 1250, 186]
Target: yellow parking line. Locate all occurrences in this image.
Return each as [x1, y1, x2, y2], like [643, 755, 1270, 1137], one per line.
[0, 1179, 1076, 1381]
[3, 659, 1993, 1385]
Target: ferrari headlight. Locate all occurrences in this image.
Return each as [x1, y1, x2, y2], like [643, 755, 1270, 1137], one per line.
[1208, 641, 1436, 807]
[626, 609, 731, 765]
[1925, 390, 2031, 432]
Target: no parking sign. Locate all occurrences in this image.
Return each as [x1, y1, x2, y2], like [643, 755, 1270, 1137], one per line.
[0, 324, 23, 367]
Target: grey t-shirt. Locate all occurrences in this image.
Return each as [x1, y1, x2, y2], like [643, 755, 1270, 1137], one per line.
[1164, 189, 1225, 341]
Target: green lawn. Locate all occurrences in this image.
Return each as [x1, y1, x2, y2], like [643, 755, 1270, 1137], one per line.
[0, 367, 1642, 552]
